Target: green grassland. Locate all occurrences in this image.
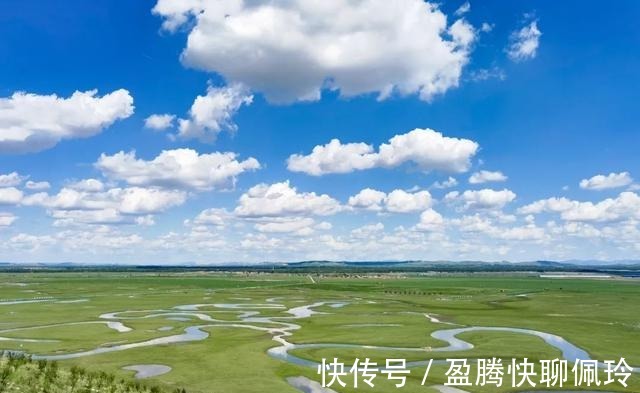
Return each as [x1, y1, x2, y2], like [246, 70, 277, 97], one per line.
[0, 272, 638, 392]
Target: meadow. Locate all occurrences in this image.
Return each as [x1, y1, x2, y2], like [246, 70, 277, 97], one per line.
[0, 272, 638, 393]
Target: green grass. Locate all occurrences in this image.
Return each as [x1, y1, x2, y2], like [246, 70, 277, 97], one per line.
[1, 272, 638, 392]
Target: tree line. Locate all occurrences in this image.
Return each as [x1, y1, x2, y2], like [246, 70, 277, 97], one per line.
[0, 353, 186, 393]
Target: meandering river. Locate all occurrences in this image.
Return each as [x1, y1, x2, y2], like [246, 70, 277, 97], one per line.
[0, 300, 635, 392]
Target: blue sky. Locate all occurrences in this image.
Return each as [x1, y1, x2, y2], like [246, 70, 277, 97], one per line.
[1, 0, 639, 264]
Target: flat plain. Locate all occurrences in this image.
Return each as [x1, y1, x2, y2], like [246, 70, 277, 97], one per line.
[0, 272, 638, 392]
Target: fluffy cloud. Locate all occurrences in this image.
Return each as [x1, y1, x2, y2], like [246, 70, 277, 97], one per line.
[520, 192, 640, 223]
[190, 182, 341, 235]
[177, 84, 253, 142]
[193, 208, 229, 227]
[548, 221, 602, 239]
[0, 212, 17, 227]
[135, 215, 155, 226]
[579, 172, 633, 190]
[469, 170, 507, 184]
[23, 187, 186, 214]
[153, 0, 475, 103]
[386, 190, 432, 213]
[192, 192, 337, 235]
[96, 149, 260, 191]
[49, 209, 125, 226]
[415, 209, 444, 231]
[446, 188, 516, 209]
[22, 186, 186, 225]
[518, 197, 574, 215]
[0, 172, 25, 187]
[3, 233, 55, 251]
[144, 114, 176, 130]
[68, 178, 105, 192]
[507, 20, 541, 62]
[348, 188, 432, 213]
[448, 213, 545, 241]
[288, 139, 377, 176]
[288, 128, 479, 175]
[1, 173, 49, 191]
[347, 188, 387, 211]
[450, 214, 493, 233]
[376, 129, 478, 172]
[432, 176, 459, 189]
[0, 187, 23, 205]
[0, 89, 134, 153]
[98, 188, 186, 215]
[234, 181, 341, 218]
[0, 228, 161, 256]
[25, 180, 50, 191]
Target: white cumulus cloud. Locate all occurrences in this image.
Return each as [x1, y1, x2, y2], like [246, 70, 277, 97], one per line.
[144, 114, 176, 130]
[415, 208, 444, 231]
[234, 181, 341, 218]
[0, 172, 25, 187]
[384, 190, 433, 213]
[25, 180, 50, 191]
[0, 187, 23, 205]
[446, 188, 516, 209]
[348, 188, 432, 213]
[347, 188, 387, 211]
[177, 84, 253, 142]
[0, 89, 134, 153]
[22, 185, 186, 225]
[193, 208, 229, 227]
[288, 139, 377, 176]
[153, 0, 476, 103]
[432, 176, 459, 189]
[469, 170, 508, 184]
[518, 197, 574, 215]
[68, 178, 105, 192]
[192, 184, 340, 235]
[579, 172, 633, 190]
[96, 148, 260, 191]
[288, 128, 479, 176]
[520, 192, 640, 223]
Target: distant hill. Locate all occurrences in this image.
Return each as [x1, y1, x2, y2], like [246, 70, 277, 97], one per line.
[1, 259, 639, 274]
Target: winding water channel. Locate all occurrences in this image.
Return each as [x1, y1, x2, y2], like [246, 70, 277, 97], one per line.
[0, 300, 634, 392]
